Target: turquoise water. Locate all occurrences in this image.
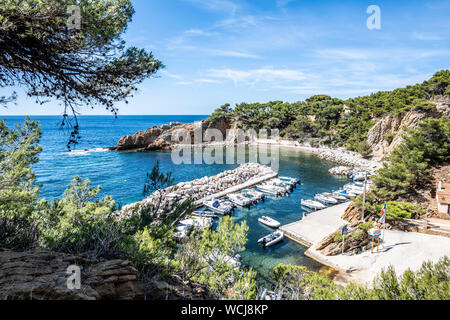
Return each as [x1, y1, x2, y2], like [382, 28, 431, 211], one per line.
[4, 115, 350, 287]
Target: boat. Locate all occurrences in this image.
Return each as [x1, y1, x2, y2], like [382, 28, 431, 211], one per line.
[191, 210, 218, 219]
[258, 216, 281, 228]
[256, 184, 282, 196]
[203, 199, 234, 215]
[314, 193, 339, 205]
[344, 184, 364, 195]
[178, 217, 213, 230]
[336, 189, 357, 198]
[301, 199, 327, 210]
[228, 193, 253, 207]
[323, 192, 347, 202]
[258, 231, 284, 247]
[279, 176, 300, 185]
[262, 183, 288, 195]
[269, 179, 293, 192]
[260, 289, 282, 300]
[352, 171, 372, 182]
[353, 180, 374, 188]
[242, 189, 265, 202]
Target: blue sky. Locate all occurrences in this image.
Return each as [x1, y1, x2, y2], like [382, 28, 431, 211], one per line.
[2, 0, 450, 115]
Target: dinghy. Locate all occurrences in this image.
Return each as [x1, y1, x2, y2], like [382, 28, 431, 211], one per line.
[203, 199, 234, 215]
[258, 216, 281, 228]
[279, 176, 300, 185]
[228, 193, 253, 207]
[258, 231, 284, 247]
[256, 185, 282, 196]
[323, 192, 347, 202]
[191, 210, 218, 219]
[314, 193, 339, 205]
[242, 189, 265, 202]
[301, 199, 327, 210]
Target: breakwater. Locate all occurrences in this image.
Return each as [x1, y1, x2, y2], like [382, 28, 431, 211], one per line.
[116, 163, 277, 220]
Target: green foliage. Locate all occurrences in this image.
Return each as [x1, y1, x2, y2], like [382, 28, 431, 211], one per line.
[357, 141, 373, 159]
[215, 70, 449, 154]
[272, 257, 449, 300]
[358, 222, 374, 232]
[209, 103, 232, 121]
[350, 229, 366, 242]
[37, 176, 117, 254]
[173, 216, 256, 300]
[0, 118, 42, 220]
[373, 116, 450, 199]
[385, 132, 397, 145]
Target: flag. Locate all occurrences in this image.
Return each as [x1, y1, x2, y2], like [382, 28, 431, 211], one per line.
[342, 225, 348, 235]
[379, 202, 386, 224]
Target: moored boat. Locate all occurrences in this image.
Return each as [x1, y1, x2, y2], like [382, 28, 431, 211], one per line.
[258, 231, 284, 247]
[256, 184, 282, 196]
[258, 216, 281, 228]
[314, 193, 339, 205]
[279, 176, 300, 185]
[323, 192, 347, 202]
[301, 199, 327, 210]
[228, 193, 253, 207]
[203, 199, 234, 215]
[242, 189, 265, 202]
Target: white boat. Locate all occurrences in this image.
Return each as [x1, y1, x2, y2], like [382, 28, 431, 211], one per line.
[191, 210, 218, 219]
[314, 194, 339, 205]
[258, 231, 284, 247]
[269, 179, 293, 192]
[344, 184, 364, 195]
[352, 171, 371, 182]
[279, 176, 300, 185]
[301, 199, 327, 210]
[203, 199, 234, 215]
[256, 185, 282, 196]
[179, 217, 213, 230]
[262, 183, 288, 195]
[336, 189, 357, 198]
[258, 216, 281, 228]
[228, 193, 253, 207]
[323, 192, 347, 202]
[242, 189, 265, 202]
[354, 180, 374, 188]
[260, 289, 282, 300]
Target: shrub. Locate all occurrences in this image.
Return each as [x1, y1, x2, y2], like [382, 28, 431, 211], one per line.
[358, 222, 374, 232]
[357, 141, 373, 158]
[385, 132, 396, 145]
[351, 229, 366, 242]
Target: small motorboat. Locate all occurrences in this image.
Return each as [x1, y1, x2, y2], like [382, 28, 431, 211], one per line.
[228, 193, 253, 207]
[242, 189, 265, 202]
[260, 289, 282, 300]
[301, 199, 327, 210]
[323, 192, 347, 202]
[269, 179, 293, 192]
[262, 183, 288, 195]
[336, 189, 357, 198]
[258, 216, 281, 228]
[256, 185, 282, 196]
[279, 176, 300, 186]
[203, 199, 234, 215]
[191, 210, 218, 219]
[179, 217, 213, 230]
[258, 231, 284, 247]
[314, 193, 339, 205]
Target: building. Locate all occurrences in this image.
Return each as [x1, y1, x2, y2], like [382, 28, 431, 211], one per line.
[436, 182, 450, 214]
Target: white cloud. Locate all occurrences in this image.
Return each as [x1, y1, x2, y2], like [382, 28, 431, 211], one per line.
[206, 68, 307, 84]
[411, 32, 442, 41]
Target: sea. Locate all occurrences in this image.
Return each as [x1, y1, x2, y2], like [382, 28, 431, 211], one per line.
[4, 115, 351, 287]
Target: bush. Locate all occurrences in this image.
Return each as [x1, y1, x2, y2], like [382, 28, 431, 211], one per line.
[333, 232, 343, 243]
[385, 132, 396, 145]
[351, 229, 366, 242]
[358, 222, 374, 232]
[357, 141, 373, 158]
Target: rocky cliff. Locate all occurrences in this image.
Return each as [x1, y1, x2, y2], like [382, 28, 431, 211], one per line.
[0, 250, 208, 300]
[366, 111, 427, 160]
[113, 117, 231, 151]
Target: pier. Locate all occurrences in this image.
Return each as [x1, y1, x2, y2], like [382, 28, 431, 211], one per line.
[280, 202, 350, 248]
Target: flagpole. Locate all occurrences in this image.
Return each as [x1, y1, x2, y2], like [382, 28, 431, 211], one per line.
[382, 203, 386, 248]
